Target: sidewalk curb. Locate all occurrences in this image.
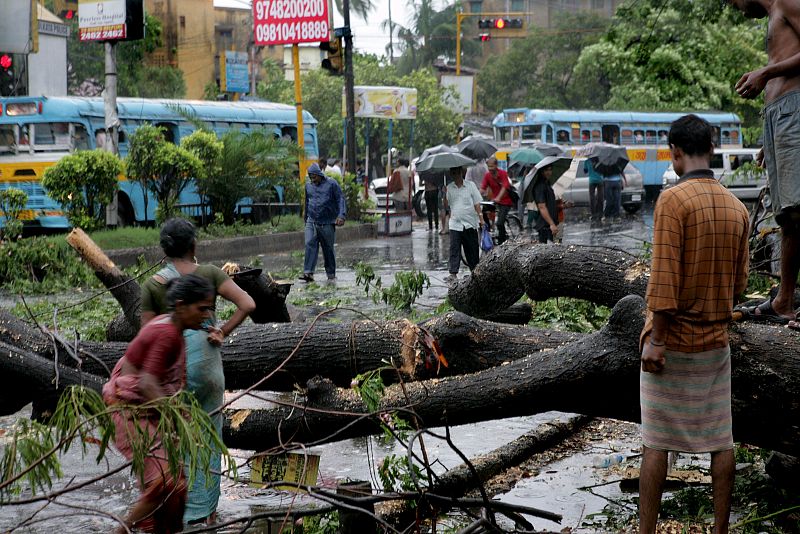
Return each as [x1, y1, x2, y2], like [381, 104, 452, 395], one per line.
[106, 223, 377, 267]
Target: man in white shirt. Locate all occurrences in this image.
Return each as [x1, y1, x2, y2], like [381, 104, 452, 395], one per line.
[444, 166, 483, 278]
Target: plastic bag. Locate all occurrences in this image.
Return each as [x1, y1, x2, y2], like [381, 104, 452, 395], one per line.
[480, 225, 493, 251]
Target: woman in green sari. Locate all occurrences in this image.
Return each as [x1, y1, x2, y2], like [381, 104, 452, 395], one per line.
[141, 218, 255, 526]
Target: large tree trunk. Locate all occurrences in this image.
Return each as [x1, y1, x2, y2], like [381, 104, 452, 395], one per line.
[4, 298, 800, 457]
[221, 296, 800, 458]
[0, 310, 581, 398]
[448, 241, 649, 317]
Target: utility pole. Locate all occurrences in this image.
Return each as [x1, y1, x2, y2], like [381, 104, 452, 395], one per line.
[104, 40, 119, 226]
[387, 0, 394, 64]
[342, 0, 356, 174]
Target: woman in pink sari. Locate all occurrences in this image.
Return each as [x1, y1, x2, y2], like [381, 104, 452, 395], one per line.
[103, 274, 214, 534]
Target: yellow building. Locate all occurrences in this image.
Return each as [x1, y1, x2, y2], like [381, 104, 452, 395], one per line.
[145, 0, 216, 99]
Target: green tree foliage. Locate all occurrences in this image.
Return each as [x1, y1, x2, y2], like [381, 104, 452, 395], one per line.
[0, 188, 28, 240]
[477, 12, 610, 111]
[572, 0, 766, 127]
[256, 59, 293, 103]
[386, 0, 478, 74]
[41, 150, 122, 231]
[125, 125, 203, 224]
[65, 12, 185, 98]
[295, 54, 460, 166]
[201, 130, 302, 224]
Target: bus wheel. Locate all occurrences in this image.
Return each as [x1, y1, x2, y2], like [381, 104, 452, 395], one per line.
[117, 194, 135, 227]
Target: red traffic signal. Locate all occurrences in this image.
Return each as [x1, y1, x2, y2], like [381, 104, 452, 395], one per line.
[64, 9, 75, 19]
[478, 33, 491, 42]
[0, 55, 11, 70]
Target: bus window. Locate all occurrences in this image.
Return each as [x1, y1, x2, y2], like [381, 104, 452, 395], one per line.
[581, 130, 590, 143]
[621, 129, 633, 144]
[0, 125, 16, 152]
[230, 123, 245, 131]
[722, 130, 731, 145]
[657, 130, 668, 143]
[497, 127, 510, 142]
[556, 129, 570, 143]
[72, 124, 90, 150]
[645, 130, 657, 143]
[522, 125, 541, 142]
[730, 130, 739, 143]
[33, 122, 70, 147]
[95, 130, 107, 150]
[710, 153, 723, 169]
[633, 130, 645, 144]
[601, 125, 619, 144]
[712, 127, 721, 147]
[591, 129, 602, 141]
[280, 126, 297, 142]
[118, 129, 127, 145]
[19, 125, 29, 146]
[154, 122, 177, 143]
[545, 125, 554, 143]
[215, 122, 231, 133]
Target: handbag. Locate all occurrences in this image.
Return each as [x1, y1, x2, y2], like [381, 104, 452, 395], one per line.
[387, 171, 403, 193]
[506, 184, 520, 205]
[480, 225, 494, 251]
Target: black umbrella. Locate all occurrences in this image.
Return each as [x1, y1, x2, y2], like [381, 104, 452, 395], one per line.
[418, 169, 448, 188]
[531, 143, 567, 157]
[580, 142, 629, 176]
[456, 136, 497, 160]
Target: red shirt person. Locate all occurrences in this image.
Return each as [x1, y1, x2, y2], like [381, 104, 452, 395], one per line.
[480, 156, 515, 244]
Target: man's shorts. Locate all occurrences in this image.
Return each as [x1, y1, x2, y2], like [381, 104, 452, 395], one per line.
[763, 90, 800, 227]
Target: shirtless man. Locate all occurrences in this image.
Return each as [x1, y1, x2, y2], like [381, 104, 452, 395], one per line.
[731, 0, 800, 323]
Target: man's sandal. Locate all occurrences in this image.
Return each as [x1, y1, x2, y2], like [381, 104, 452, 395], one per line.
[735, 299, 794, 325]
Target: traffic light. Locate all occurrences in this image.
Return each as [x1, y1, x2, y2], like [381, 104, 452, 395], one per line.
[320, 38, 344, 75]
[0, 55, 11, 71]
[1, 54, 13, 97]
[478, 33, 491, 42]
[477, 18, 524, 30]
[54, 0, 78, 20]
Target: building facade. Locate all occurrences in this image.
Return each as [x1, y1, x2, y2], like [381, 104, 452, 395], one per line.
[145, 0, 216, 99]
[464, 0, 621, 61]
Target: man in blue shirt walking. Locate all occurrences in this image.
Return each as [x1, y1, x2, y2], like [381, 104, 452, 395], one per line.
[301, 163, 346, 282]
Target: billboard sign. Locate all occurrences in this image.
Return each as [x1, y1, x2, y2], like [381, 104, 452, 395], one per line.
[222, 51, 249, 93]
[253, 0, 331, 46]
[78, 0, 126, 41]
[344, 86, 418, 120]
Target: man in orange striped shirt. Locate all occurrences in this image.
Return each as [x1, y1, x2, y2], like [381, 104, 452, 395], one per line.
[639, 115, 750, 534]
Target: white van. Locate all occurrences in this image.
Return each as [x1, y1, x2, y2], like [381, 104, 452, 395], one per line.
[662, 148, 765, 201]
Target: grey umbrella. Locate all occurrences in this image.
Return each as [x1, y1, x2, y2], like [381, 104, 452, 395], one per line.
[519, 156, 573, 204]
[415, 152, 476, 173]
[579, 142, 629, 176]
[418, 143, 458, 161]
[456, 136, 498, 160]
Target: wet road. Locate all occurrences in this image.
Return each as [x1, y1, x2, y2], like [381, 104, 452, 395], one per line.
[0, 207, 655, 533]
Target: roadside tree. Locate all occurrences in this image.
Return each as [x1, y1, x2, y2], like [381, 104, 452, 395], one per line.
[42, 150, 122, 231]
[477, 12, 610, 112]
[572, 0, 765, 129]
[126, 125, 203, 224]
[0, 188, 28, 240]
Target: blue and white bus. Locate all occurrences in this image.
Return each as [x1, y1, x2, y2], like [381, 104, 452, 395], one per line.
[491, 108, 743, 195]
[0, 96, 319, 230]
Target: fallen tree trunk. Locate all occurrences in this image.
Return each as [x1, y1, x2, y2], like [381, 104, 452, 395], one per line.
[221, 296, 800, 458]
[449, 241, 649, 318]
[0, 310, 581, 399]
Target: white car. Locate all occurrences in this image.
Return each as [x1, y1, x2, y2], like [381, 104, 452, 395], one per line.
[661, 148, 765, 201]
[560, 158, 645, 214]
[367, 174, 422, 210]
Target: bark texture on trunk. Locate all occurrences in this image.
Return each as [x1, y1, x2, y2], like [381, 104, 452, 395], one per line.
[448, 241, 649, 317]
[222, 296, 800, 458]
[0, 310, 581, 397]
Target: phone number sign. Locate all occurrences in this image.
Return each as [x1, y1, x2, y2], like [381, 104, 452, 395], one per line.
[253, 0, 331, 46]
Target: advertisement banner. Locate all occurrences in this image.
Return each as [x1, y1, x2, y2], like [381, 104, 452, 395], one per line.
[344, 86, 418, 120]
[253, 0, 330, 46]
[78, 0, 126, 41]
[223, 51, 250, 93]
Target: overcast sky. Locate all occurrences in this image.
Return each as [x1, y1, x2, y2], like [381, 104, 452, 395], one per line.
[214, 0, 435, 58]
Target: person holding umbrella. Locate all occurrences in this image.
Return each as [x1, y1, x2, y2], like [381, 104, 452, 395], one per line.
[531, 157, 560, 244]
[603, 169, 626, 219]
[444, 166, 483, 279]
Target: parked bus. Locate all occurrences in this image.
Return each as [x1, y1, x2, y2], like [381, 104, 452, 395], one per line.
[0, 96, 319, 230]
[491, 108, 743, 197]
